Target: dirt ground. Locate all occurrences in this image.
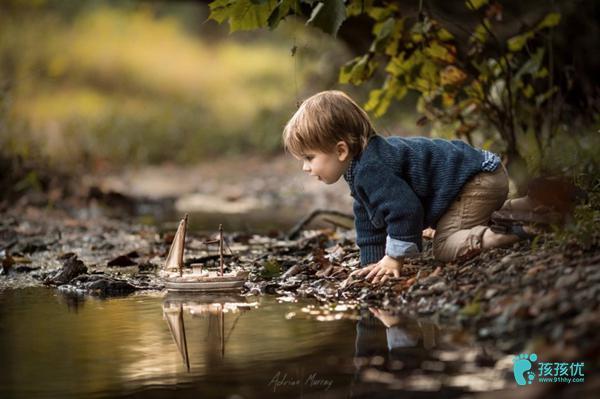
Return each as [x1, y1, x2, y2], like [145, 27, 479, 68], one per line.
[1, 156, 599, 397]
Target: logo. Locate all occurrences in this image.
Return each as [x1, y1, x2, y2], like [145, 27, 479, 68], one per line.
[512, 353, 585, 386]
[513, 353, 538, 385]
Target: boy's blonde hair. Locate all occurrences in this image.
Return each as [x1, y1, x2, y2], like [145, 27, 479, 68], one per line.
[282, 90, 376, 157]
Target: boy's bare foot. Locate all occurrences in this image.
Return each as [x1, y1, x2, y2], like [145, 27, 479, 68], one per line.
[482, 224, 542, 250]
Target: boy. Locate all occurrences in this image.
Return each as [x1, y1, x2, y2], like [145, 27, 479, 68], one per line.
[283, 90, 534, 283]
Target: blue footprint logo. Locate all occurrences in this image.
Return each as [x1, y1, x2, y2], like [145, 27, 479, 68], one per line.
[513, 353, 537, 385]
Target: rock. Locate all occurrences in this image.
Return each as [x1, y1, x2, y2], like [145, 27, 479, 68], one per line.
[57, 252, 76, 260]
[107, 255, 137, 267]
[17, 238, 49, 254]
[138, 262, 157, 272]
[500, 254, 516, 264]
[84, 278, 137, 295]
[430, 281, 447, 293]
[555, 272, 579, 289]
[412, 289, 433, 297]
[45, 256, 87, 285]
[281, 264, 303, 279]
[489, 263, 504, 274]
[420, 275, 442, 286]
[14, 265, 35, 273]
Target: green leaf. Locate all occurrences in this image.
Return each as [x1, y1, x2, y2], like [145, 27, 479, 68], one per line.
[535, 67, 548, 79]
[370, 17, 395, 52]
[367, 6, 393, 21]
[424, 41, 454, 63]
[267, 0, 297, 29]
[375, 88, 394, 117]
[366, 78, 404, 117]
[384, 18, 404, 56]
[465, 0, 488, 10]
[208, 0, 235, 24]
[209, 0, 278, 32]
[420, 59, 438, 83]
[437, 28, 454, 41]
[373, 17, 395, 41]
[385, 52, 413, 77]
[306, 0, 347, 37]
[395, 85, 408, 101]
[460, 301, 481, 316]
[364, 89, 383, 112]
[339, 55, 377, 85]
[470, 21, 489, 43]
[537, 12, 561, 29]
[260, 259, 282, 278]
[523, 84, 534, 98]
[507, 31, 534, 52]
[347, 0, 375, 17]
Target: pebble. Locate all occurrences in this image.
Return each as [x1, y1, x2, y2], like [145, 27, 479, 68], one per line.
[429, 281, 447, 293]
[420, 275, 442, 286]
[555, 272, 579, 289]
[484, 288, 498, 299]
[489, 263, 504, 274]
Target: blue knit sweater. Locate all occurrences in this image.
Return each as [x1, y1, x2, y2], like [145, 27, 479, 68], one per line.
[343, 135, 500, 265]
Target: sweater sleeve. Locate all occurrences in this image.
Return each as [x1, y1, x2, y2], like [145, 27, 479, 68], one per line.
[356, 162, 424, 255]
[353, 198, 386, 266]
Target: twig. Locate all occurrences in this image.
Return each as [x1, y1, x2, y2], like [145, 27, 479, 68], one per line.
[322, 217, 354, 230]
[287, 209, 354, 240]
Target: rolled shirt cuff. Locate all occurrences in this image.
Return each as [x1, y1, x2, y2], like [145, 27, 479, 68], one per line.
[386, 326, 417, 350]
[385, 236, 420, 259]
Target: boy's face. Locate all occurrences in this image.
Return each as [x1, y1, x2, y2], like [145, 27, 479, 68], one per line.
[297, 141, 351, 185]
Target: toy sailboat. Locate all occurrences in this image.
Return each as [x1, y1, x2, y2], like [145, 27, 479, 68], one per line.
[163, 214, 249, 292]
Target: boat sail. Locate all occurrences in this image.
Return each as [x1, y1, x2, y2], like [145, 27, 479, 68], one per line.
[162, 215, 249, 292]
[164, 214, 188, 276]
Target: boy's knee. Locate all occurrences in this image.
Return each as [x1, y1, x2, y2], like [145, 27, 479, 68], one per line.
[432, 238, 453, 262]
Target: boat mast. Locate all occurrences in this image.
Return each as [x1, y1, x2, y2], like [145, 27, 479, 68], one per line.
[179, 214, 189, 277]
[219, 224, 224, 277]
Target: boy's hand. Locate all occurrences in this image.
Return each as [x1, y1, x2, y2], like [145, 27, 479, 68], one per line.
[350, 255, 403, 284]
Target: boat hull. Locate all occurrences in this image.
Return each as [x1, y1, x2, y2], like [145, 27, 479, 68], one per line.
[165, 278, 246, 292]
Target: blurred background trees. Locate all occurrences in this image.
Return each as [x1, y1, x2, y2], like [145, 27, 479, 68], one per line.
[0, 0, 598, 199]
[0, 0, 341, 167]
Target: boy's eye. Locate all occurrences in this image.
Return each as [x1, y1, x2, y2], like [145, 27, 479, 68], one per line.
[304, 155, 314, 161]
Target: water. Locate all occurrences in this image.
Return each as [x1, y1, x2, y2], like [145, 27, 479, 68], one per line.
[0, 288, 511, 398]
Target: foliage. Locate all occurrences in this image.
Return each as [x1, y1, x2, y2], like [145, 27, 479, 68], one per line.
[0, 2, 344, 168]
[550, 178, 600, 251]
[208, 0, 598, 179]
[260, 258, 282, 278]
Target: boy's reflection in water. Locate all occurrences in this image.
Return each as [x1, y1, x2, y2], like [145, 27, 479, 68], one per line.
[351, 308, 439, 397]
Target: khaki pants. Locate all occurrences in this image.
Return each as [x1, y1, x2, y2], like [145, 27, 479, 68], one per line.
[432, 165, 509, 262]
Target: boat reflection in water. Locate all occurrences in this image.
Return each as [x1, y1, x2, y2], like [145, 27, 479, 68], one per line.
[162, 293, 258, 371]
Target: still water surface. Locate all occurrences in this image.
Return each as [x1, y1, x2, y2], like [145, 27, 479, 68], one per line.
[0, 288, 509, 398]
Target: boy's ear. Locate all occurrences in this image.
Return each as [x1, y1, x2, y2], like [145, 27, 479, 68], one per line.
[335, 141, 350, 162]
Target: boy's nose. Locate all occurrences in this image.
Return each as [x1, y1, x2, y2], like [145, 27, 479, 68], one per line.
[302, 162, 311, 172]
